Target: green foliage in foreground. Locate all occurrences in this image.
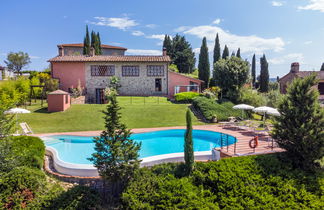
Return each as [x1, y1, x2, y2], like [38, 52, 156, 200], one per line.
[174, 92, 200, 102]
[122, 154, 324, 209]
[0, 136, 101, 209]
[192, 96, 242, 121]
[272, 74, 324, 170]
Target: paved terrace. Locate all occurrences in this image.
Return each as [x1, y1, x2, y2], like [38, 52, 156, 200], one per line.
[35, 125, 283, 157]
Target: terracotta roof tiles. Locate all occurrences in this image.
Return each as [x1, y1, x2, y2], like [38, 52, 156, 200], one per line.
[48, 55, 171, 63]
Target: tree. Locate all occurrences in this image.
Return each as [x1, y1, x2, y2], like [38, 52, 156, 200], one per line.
[172, 34, 196, 73]
[184, 109, 194, 175]
[163, 34, 173, 57]
[214, 56, 249, 101]
[259, 54, 269, 92]
[251, 54, 256, 87]
[320, 63, 324, 71]
[222, 45, 229, 59]
[97, 32, 102, 55]
[0, 100, 15, 139]
[272, 74, 324, 170]
[213, 33, 221, 64]
[89, 90, 141, 194]
[83, 25, 90, 55]
[4, 52, 31, 75]
[198, 37, 210, 88]
[236, 48, 241, 58]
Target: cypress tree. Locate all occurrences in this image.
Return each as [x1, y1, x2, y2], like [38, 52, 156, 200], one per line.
[184, 109, 194, 175]
[89, 90, 141, 194]
[198, 37, 210, 88]
[172, 34, 196, 73]
[163, 35, 173, 58]
[252, 54, 256, 87]
[222, 45, 229, 59]
[231, 51, 235, 57]
[236, 48, 241, 58]
[272, 74, 324, 170]
[97, 32, 102, 55]
[320, 63, 324, 71]
[213, 33, 221, 64]
[91, 31, 96, 49]
[83, 25, 90, 55]
[259, 54, 269, 92]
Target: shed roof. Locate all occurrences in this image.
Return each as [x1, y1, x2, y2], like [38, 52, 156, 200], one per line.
[48, 90, 69, 95]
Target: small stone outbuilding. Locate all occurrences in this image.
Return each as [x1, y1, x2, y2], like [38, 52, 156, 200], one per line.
[47, 90, 71, 112]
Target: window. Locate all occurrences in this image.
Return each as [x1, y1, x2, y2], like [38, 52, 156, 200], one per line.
[147, 65, 164, 77]
[91, 65, 115, 76]
[122, 66, 140, 77]
[318, 82, 324, 95]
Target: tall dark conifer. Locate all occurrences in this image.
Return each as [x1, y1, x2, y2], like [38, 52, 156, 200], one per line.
[162, 35, 173, 58]
[252, 54, 256, 87]
[320, 63, 324, 71]
[260, 54, 269, 92]
[198, 37, 210, 88]
[97, 32, 102, 55]
[222, 45, 229, 59]
[184, 109, 194, 175]
[83, 25, 90, 55]
[172, 34, 195, 73]
[236, 48, 241, 58]
[213, 33, 221, 64]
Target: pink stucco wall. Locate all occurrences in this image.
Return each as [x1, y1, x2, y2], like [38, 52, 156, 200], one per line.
[47, 94, 70, 112]
[168, 71, 203, 97]
[51, 62, 85, 91]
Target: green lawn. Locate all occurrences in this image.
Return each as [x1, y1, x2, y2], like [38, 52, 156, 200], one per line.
[19, 97, 204, 133]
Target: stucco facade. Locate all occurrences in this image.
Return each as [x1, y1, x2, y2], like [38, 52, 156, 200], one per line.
[168, 71, 203, 96]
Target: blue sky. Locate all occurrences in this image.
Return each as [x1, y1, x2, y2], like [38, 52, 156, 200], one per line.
[1, 0, 324, 77]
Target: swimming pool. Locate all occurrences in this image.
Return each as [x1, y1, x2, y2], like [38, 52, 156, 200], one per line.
[43, 129, 236, 166]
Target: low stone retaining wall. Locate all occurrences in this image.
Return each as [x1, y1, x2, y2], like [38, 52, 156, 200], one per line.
[71, 96, 85, 104]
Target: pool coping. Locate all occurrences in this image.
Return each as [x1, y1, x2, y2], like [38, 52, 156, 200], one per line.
[41, 127, 232, 177]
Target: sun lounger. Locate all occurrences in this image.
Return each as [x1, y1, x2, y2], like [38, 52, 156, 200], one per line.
[19, 122, 33, 135]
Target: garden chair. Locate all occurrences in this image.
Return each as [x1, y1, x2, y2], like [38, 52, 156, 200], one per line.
[20, 122, 33, 135]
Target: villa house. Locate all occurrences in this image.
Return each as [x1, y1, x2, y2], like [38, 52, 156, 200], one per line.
[48, 43, 203, 103]
[279, 62, 324, 104]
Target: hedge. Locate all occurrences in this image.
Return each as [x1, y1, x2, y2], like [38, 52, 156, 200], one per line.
[122, 154, 324, 209]
[174, 92, 200, 102]
[192, 96, 243, 121]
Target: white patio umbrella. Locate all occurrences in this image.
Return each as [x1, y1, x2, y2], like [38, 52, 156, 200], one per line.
[233, 104, 255, 119]
[266, 108, 281, 116]
[4, 108, 31, 134]
[253, 106, 277, 125]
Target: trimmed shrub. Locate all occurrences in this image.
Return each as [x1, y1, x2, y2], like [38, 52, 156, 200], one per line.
[10, 136, 45, 169]
[122, 154, 324, 209]
[174, 92, 200, 102]
[192, 96, 242, 121]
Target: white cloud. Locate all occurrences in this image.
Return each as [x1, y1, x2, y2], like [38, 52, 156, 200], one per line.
[146, 34, 165, 41]
[304, 40, 313, 44]
[145, 24, 157, 29]
[212, 18, 222, 25]
[268, 53, 304, 65]
[30, 55, 40, 59]
[90, 16, 138, 30]
[126, 49, 162, 55]
[132, 30, 145, 36]
[298, 0, 324, 12]
[271, 1, 284, 7]
[177, 25, 285, 54]
[174, 26, 191, 32]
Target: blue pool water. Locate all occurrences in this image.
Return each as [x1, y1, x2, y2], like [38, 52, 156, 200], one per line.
[44, 129, 236, 164]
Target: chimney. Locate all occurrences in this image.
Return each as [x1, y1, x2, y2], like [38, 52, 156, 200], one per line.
[290, 62, 299, 73]
[58, 46, 64, 56]
[162, 47, 167, 56]
[90, 47, 95, 56]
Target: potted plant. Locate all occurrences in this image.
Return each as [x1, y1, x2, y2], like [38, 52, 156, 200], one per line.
[211, 114, 218, 123]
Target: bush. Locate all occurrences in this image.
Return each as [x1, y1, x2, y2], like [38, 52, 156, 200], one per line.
[202, 86, 221, 99]
[192, 96, 242, 121]
[9, 136, 45, 169]
[122, 154, 324, 209]
[239, 86, 267, 107]
[0, 166, 46, 209]
[174, 92, 200, 102]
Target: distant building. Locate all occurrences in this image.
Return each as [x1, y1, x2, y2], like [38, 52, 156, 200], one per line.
[48, 43, 203, 103]
[279, 62, 324, 104]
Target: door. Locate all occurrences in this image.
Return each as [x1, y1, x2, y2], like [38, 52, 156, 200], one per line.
[155, 78, 162, 92]
[95, 88, 105, 104]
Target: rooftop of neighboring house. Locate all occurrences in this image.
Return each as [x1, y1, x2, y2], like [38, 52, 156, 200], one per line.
[279, 62, 324, 81]
[0, 66, 5, 70]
